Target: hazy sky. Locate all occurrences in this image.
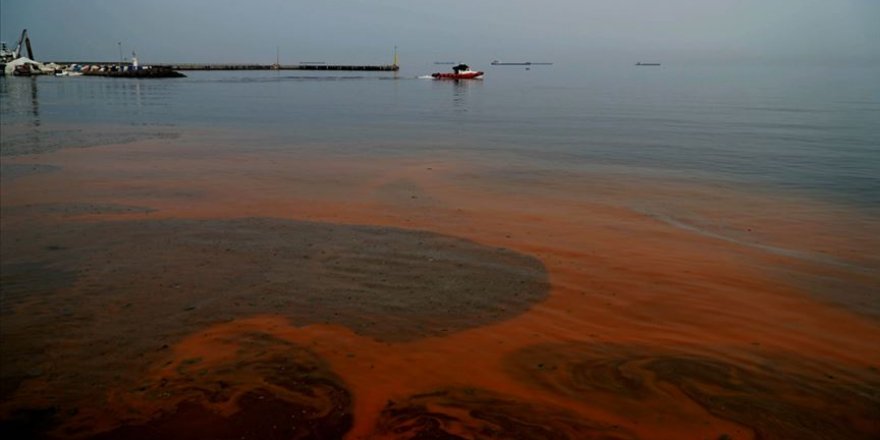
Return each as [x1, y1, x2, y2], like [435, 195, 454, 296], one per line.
[1, 0, 878, 66]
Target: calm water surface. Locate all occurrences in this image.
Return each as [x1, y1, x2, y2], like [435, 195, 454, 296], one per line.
[2, 65, 879, 207]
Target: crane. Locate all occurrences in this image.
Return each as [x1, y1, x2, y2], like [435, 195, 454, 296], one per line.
[13, 29, 34, 60]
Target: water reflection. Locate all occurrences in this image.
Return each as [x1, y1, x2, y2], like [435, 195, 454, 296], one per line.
[133, 80, 142, 108]
[71, 78, 159, 112]
[0, 76, 41, 127]
[0, 76, 177, 156]
[29, 78, 40, 125]
[1, 76, 167, 130]
[0, 77, 44, 155]
[452, 80, 468, 109]
[430, 78, 482, 112]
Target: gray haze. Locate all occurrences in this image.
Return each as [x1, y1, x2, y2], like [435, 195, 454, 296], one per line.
[2, 0, 878, 66]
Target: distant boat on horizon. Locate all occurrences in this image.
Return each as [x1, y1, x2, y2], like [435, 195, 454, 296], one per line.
[635, 62, 661, 66]
[491, 60, 553, 66]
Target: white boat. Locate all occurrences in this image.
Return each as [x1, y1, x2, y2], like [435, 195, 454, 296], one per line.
[5, 56, 43, 76]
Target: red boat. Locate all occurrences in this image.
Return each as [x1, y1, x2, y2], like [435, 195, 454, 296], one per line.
[432, 63, 483, 80]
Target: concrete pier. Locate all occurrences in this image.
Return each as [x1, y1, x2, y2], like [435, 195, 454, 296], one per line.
[52, 62, 399, 72]
[156, 63, 400, 71]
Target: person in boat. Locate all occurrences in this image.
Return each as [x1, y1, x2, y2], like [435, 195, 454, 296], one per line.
[452, 63, 469, 74]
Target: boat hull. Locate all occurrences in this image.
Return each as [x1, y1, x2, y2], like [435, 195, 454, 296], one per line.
[431, 71, 484, 80]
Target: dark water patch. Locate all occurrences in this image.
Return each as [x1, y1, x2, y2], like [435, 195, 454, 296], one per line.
[86, 332, 352, 440]
[0, 128, 179, 157]
[0, 262, 79, 399]
[0, 217, 546, 436]
[0, 262, 78, 313]
[373, 387, 636, 440]
[89, 392, 342, 440]
[0, 163, 61, 182]
[106, 187, 203, 201]
[0, 406, 59, 440]
[375, 178, 440, 207]
[505, 343, 880, 440]
[3, 203, 156, 217]
[775, 268, 880, 321]
[1, 217, 547, 343]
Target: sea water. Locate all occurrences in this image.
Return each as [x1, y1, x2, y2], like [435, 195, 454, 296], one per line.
[3, 64, 880, 438]
[2, 64, 879, 208]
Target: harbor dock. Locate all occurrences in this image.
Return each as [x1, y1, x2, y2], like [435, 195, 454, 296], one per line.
[156, 63, 399, 71]
[48, 62, 399, 72]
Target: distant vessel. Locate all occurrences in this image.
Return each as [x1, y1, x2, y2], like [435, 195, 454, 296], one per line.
[491, 60, 553, 66]
[271, 46, 280, 70]
[635, 62, 661, 66]
[432, 63, 483, 80]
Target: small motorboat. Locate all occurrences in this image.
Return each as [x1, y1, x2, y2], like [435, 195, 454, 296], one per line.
[432, 63, 483, 80]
